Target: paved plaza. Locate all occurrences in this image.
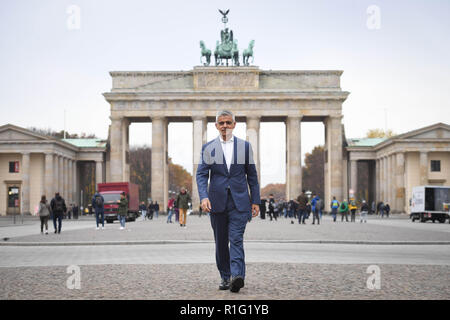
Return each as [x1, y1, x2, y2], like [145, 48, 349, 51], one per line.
[0, 214, 449, 300]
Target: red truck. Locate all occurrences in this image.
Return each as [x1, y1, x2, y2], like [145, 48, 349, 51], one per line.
[97, 182, 140, 223]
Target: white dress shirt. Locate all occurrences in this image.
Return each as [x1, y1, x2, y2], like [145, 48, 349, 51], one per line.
[219, 135, 234, 172]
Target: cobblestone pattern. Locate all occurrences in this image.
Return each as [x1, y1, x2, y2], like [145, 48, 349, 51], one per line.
[1, 263, 449, 300]
[5, 215, 450, 244]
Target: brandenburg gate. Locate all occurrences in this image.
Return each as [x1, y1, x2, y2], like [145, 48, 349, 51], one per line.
[103, 66, 349, 211]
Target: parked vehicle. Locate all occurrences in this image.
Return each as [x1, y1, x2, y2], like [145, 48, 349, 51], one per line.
[97, 182, 139, 223]
[410, 186, 450, 223]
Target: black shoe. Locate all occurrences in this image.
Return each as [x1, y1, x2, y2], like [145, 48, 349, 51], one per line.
[230, 276, 244, 293]
[54, 230, 57, 234]
[219, 278, 230, 290]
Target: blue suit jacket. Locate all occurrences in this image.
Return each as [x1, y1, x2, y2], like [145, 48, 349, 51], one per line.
[196, 136, 260, 214]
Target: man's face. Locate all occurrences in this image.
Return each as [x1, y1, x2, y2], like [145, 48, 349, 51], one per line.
[215, 115, 236, 139]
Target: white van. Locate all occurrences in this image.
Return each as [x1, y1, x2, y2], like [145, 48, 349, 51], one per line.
[410, 186, 450, 223]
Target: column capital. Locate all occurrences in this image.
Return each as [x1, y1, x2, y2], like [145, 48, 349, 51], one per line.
[192, 115, 207, 121]
[246, 115, 261, 121]
[286, 114, 303, 120]
[329, 114, 344, 120]
[110, 115, 124, 121]
[151, 115, 165, 121]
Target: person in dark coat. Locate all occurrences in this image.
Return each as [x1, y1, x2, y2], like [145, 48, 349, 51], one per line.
[50, 192, 66, 234]
[92, 191, 105, 230]
[154, 201, 160, 218]
[148, 201, 154, 220]
[297, 190, 308, 224]
[259, 198, 267, 220]
[268, 194, 275, 221]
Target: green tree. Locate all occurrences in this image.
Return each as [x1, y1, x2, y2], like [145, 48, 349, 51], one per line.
[302, 145, 324, 199]
[366, 128, 396, 138]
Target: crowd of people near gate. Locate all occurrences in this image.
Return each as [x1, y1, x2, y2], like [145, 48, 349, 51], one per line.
[258, 191, 391, 224]
[35, 186, 393, 235]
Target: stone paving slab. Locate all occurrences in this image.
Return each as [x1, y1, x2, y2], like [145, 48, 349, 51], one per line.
[1, 263, 449, 300]
[2, 215, 450, 245]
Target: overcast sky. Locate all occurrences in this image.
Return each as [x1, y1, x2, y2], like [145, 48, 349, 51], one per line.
[1, 0, 449, 187]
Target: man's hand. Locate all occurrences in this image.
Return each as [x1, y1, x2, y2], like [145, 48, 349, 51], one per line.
[252, 204, 260, 217]
[201, 198, 211, 213]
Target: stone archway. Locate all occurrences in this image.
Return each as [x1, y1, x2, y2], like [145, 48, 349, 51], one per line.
[104, 66, 349, 211]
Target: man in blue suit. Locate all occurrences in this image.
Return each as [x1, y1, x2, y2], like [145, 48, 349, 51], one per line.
[196, 110, 260, 293]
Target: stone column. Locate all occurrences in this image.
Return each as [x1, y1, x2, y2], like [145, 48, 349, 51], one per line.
[110, 116, 124, 182]
[63, 157, 69, 200]
[21, 152, 31, 214]
[387, 155, 392, 206]
[419, 152, 428, 185]
[122, 118, 130, 182]
[53, 155, 59, 195]
[324, 115, 343, 209]
[151, 116, 165, 206]
[163, 118, 169, 214]
[192, 116, 207, 212]
[286, 116, 302, 201]
[68, 159, 73, 204]
[73, 160, 78, 205]
[389, 154, 397, 208]
[95, 161, 103, 188]
[59, 155, 64, 195]
[44, 153, 54, 198]
[375, 159, 380, 203]
[246, 115, 261, 185]
[395, 152, 405, 213]
[350, 160, 358, 198]
[383, 156, 388, 203]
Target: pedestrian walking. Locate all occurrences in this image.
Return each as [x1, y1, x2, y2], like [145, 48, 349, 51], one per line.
[282, 200, 288, 218]
[297, 190, 308, 224]
[268, 194, 275, 221]
[379, 202, 385, 218]
[318, 197, 324, 220]
[311, 194, 320, 225]
[139, 202, 147, 221]
[92, 191, 105, 230]
[67, 203, 72, 219]
[38, 195, 51, 235]
[259, 198, 266, 220]
[273, 201, 280, 221]
[360, 200, 369, 223]
[349, 197, 357, 222]
[196, 109, 260, 293]
[167, 197, 175, 223]
[148, 201, 154, 220]
[117, 192, 128, 230]
[154, 201, 160, 218]
[50, 192, 66, 234]
[176, 187, 191, 228]
[72, 203, 79, 220]
[306, 202, 312, 220]
[371, 201, 376, 215]
[385, 203, 390, 218]
[330, 196, 339, 222]
[339, 199, 349, 222]
[289, 199, 297, 224]
[175, 204, 179, 222]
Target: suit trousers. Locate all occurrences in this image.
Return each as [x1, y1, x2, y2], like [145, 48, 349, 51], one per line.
[210, 190, 250, 281]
